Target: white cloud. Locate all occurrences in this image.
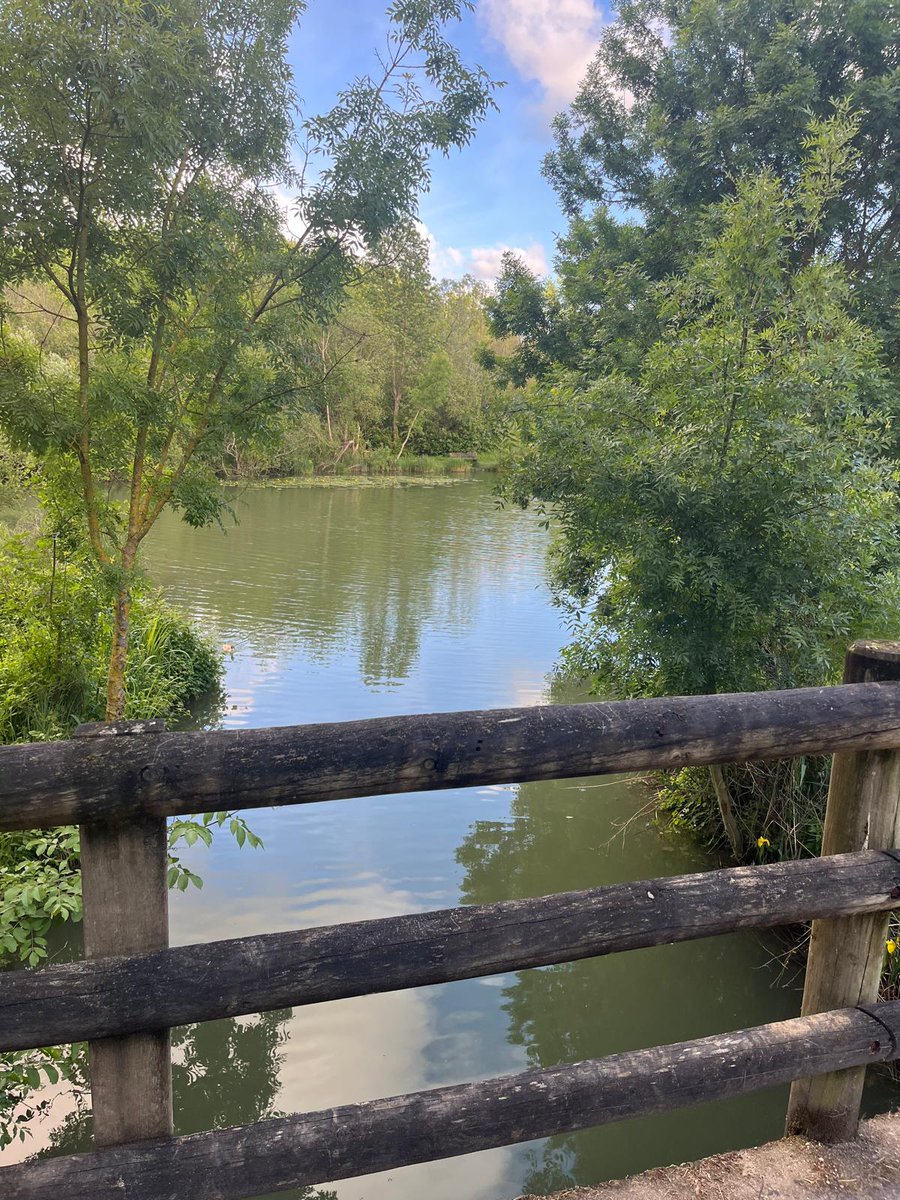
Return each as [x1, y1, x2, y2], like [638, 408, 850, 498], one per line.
[418, 219, 548, 284]
[469, 241, 549, 282]
[428, 237, 549, 286]
[480, 0, 606, 109]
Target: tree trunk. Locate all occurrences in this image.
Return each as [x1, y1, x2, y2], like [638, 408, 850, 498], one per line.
[105, 584, 132, 721]
[392, 387, 401, 450]
[397, 410, 421, 460]
[391, 356, 401, 450]
[708, 763, 744, 861]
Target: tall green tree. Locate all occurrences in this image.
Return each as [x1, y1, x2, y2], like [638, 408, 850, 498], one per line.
[0, 0, 495, 718]
[505, 116, 900, 856]
[484, 0, 899, 383]
[483, 252, 564, 384]
[549, 0, 898, 225]
[506, 117, 899, 701]
[361, 226, 441, 450]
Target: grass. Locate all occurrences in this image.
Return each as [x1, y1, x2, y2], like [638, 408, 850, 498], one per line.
[226, 472, 475, 490]
[657, 758, 900, 1006]
[220, 449, 506, 484]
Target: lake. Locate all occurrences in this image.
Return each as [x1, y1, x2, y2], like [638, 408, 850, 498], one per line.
[9, 477, 810, 1197]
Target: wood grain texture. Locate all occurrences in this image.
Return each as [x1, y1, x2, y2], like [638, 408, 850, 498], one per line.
[4, 683, 900, 830]
[3, 850, 899, 1053]
[3, 1002, 900, 1200]
[76, 723, 173, 1147]
[787, 643, 900, 1142]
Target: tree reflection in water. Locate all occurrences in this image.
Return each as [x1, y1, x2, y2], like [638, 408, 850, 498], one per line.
[456, 773, 801, 1193]
[41, 1012, 336, 1200]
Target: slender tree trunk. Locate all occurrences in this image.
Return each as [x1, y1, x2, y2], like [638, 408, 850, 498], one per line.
[391, 355, 401, 449]
[392, 388, 401, 449]
[104, 536, 140, 721]
[708, 763, 744, 861]
[396, 410, 421, 460]
[105, 582, 132, 721]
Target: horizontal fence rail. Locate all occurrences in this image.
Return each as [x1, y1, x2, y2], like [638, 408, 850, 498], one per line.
[6, 650, 900, 1195]
[4, 683, 900, 830]
[3, 849, 900, 1053]
[3, 1001, 900, 1200]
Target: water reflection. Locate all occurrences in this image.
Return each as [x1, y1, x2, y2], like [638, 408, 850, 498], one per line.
[456, 774, 803, 1191]
[3, 482, 829, 1198]
[146, 482, 552, 717]
[34, 1015, 336, 1200]
[175, 1012, 290, 1135]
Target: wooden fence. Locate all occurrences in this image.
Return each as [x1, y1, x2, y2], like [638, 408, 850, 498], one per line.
[2, 639, 900, 1198]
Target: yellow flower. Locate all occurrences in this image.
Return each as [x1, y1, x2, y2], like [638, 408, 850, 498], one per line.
[887, 940, 897, 955]
[757, 836, 771, 849]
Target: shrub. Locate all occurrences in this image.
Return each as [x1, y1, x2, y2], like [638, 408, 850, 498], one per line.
[0, 533, 221, 743]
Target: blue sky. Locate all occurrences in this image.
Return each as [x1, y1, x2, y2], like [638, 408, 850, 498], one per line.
[288, 0, 611, 282]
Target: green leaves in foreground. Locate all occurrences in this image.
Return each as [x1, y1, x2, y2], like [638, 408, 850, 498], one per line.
[0, 1044, 83, 1149]
[0, 828, 81, 967]
[0, 813, 263, 1150]
[168, 813, 264, 891]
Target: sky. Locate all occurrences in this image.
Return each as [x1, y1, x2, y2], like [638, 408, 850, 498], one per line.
[287, 0, 612, 284]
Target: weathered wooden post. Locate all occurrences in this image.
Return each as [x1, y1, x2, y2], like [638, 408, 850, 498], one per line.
[76, 719, 173, 1146]
[786, 641, 900, 1142]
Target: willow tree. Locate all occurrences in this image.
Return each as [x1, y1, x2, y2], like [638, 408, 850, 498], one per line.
[0, 0, 494, 718]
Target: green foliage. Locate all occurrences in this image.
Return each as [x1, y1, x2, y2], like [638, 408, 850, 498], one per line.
[0, 1042, 82, 1150]
[0, 532, 220, 743]
[0, 527, 263, 1149]
[220, 232, 505, 475]
[0, 0, 497, 718]
[167, 812, 264, 893]
[483, 253, 565, 384]
[545, 0, 899, 359]
[0, 523, 230, 960]
[479, 0, 900, 388]
[658, 759, 829, 861]
[0, 827, 81, 967]
[506, 133, 900, 702]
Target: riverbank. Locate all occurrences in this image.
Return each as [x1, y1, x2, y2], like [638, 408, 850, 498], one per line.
[218, 449, 503, 483]
[222, 471, 469, 489]
[518, 1110, 900, 1199]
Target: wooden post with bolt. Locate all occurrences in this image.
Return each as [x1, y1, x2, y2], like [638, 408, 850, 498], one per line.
[786, 641, 900, 1142]
[76, 720, 173, 1147]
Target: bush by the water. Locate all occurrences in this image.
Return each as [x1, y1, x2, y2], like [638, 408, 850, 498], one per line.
[0, 533, 221, 744]
[658, 760, 830, 864]
[0, 525, 226, 964]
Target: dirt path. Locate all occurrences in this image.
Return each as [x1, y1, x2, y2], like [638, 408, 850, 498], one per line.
[517, 1111, 900, 1198]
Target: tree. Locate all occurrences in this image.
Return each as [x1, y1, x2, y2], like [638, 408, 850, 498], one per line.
[0, 0, 495, 718]
[483, 252, 565, 384]
[302, 228, 504, 460]
[504, 118, 900, 851]
[359, 226, 441, 450]
[544, 0, 900, 361]
[439, 277, 495, 407]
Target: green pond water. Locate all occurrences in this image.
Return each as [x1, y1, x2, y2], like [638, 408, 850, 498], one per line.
[12, 476, 873, 1197]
